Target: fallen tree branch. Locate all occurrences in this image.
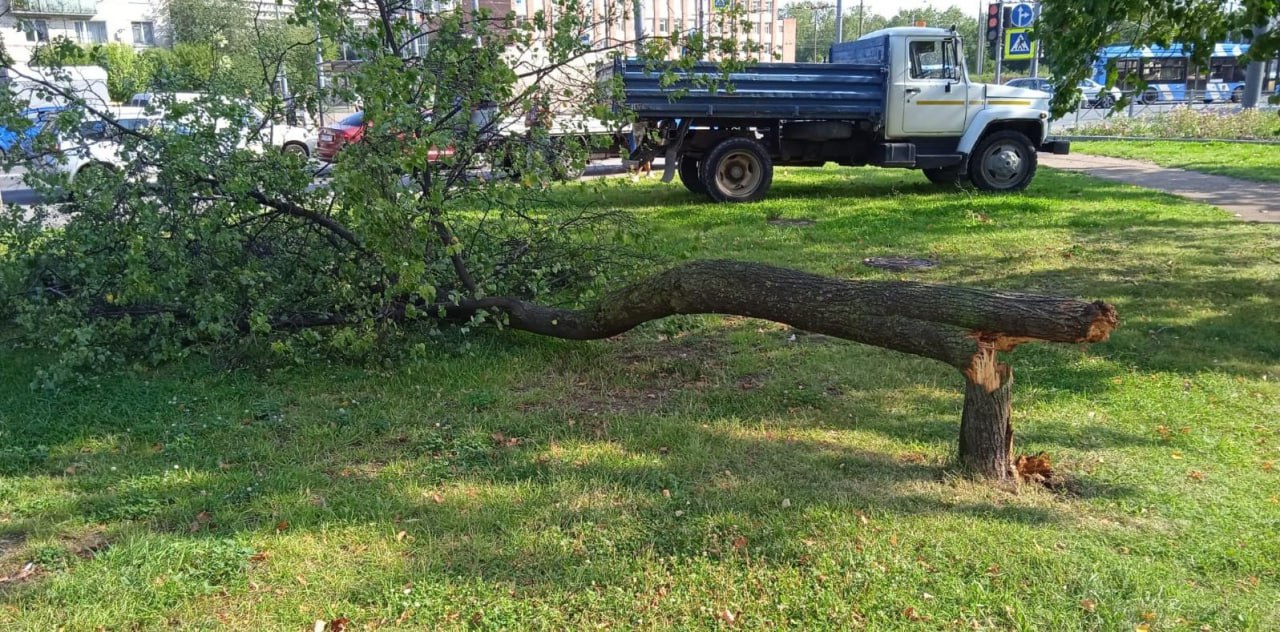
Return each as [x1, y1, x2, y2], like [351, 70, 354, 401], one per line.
[445, 259, 1117, 480]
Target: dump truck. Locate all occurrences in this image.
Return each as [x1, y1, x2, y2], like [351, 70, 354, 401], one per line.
[608, 26, 1069, 202]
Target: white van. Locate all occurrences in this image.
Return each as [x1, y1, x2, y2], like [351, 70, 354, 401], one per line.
[0, 65, 111, 109]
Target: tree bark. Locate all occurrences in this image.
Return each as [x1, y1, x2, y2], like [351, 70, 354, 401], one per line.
[959, 344, 1015, 479]
[446, 259, 1117, 480]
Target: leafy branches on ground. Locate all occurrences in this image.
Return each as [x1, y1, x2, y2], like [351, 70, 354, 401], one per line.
[0, 0, 752, 384]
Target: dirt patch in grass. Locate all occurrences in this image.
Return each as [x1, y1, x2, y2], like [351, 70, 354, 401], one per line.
[517, 335, 730, 417]
[767, 217, 817, 227]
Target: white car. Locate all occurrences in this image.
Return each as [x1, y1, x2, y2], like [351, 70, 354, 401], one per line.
[1005, 77, 1122, 108]
[28, 106, 156, 188]
[129, 92, 316, 158]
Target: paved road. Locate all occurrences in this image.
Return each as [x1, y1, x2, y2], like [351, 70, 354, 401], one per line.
[1040, 152, 1280, 223]
[1, 159, 638, 207]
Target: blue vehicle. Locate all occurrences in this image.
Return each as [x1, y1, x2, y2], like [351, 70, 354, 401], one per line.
[0, 107, 64, 159]
[1091, 42, 1273, 104]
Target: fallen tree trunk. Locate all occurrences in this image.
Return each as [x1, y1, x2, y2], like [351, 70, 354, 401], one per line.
[451, 260, 1117, 480]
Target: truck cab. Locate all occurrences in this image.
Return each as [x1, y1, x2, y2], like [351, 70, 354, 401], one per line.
[877, 27, 1051, 139]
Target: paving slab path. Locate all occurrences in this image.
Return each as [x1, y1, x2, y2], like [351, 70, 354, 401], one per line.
[1040, 152, 1280, 223]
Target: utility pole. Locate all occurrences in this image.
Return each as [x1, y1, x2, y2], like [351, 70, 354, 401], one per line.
[1242, 22, 1269, 108]
[857, 0, 864, 38]
[974, 0, 983, 74]
[633, 0, 644, 44]
[313, 2, 327, 128]
[834, 0, 843, 44]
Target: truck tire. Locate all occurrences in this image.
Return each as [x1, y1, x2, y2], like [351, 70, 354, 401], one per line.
[699, 137, 773, 203]
[549, 136, 586, 181]
[968, 130, 1037, 192]
[678, 157, 707, 195]
[923, 165, 966, 187]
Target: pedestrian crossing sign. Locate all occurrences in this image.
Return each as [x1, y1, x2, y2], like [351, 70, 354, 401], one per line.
[1004, 27, 1035, 60]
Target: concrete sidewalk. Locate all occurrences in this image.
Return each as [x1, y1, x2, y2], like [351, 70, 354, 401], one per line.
[1039, 153, 1280, 223]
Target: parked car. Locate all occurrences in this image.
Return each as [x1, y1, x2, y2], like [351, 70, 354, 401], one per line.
[0, 107, 63, 160]
[315, 111, 366, 162]
[129, 92, 316, 158]
[1005, 77, 1121, 108]
[24, 107, 158, 191]
[314, 111, 457, 164]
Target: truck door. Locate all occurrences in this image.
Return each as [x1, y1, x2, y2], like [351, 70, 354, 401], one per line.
[899, 37, 969, 135]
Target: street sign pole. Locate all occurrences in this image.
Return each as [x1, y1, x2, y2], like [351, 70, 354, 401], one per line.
[1028, 3, 1040, 77]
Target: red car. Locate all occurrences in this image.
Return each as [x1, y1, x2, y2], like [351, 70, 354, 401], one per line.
[315, 110, 457, 163]
[315, 111, 365, 163]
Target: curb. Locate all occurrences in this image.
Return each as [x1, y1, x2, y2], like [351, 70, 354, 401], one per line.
[1058, 135, 1280, 145]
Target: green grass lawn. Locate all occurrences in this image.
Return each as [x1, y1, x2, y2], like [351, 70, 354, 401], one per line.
[2, 167, 1279, 630]
[1074, 140, 1280, 184]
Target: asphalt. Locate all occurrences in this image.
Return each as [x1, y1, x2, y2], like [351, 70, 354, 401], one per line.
[1039, 153, 1280, 223]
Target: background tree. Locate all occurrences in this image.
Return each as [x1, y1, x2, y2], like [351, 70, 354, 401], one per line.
[1041, 0, 1280, 115]
[782, 3, 980, 67]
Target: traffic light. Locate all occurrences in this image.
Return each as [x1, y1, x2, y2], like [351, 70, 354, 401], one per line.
[1001, 4, 1015, 29]
[985, 3, 1001, 43]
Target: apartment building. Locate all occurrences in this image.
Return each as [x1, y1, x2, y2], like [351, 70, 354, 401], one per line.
[1, 0, 167, 64]
[496, 0, 796, 63]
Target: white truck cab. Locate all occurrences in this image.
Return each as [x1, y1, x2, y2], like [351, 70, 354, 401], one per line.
[883, 27, 1052, 143]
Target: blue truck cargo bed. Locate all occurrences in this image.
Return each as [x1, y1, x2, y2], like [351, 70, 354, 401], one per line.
[608, 58, 888, 121]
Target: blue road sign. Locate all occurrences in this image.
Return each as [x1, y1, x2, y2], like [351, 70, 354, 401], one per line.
[1010, 3, 1035, 28]
[1005, 28, 1034, 59]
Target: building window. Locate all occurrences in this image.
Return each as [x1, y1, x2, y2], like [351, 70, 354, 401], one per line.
[132, 21, 156, 46]
[23, 20, 50, 43]
[659, 18, 668, 33]
[75, 21, 108, 44]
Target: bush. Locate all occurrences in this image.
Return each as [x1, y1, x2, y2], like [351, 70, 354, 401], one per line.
[1073, 106, 1280, 140]
[88, 43, 154, 102]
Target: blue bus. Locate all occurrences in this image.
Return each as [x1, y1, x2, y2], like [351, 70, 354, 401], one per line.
[1091, 42, 1275, 104]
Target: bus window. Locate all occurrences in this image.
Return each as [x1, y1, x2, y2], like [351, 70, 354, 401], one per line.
[1140, 58, 1186, 82]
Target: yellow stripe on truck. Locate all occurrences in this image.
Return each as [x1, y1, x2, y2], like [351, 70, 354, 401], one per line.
[987, 99, 1033, 106]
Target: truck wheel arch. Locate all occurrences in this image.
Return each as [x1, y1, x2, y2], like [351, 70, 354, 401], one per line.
[968, 130, 1038, 192]
[957, 113, 1046, 156]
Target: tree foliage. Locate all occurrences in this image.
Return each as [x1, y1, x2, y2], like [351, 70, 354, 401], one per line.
[781, 3, 979, 67]
[0, 0, 753, 384]
[1041, 0, 1280, 115]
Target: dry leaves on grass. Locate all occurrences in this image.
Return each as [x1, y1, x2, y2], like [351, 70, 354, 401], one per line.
[491, 432, 522, 448]
[1015, 452, 1059, 488]
[314, 618, 350, 632]
[0, 563, 36, 584]
[902, 606, 930, 622]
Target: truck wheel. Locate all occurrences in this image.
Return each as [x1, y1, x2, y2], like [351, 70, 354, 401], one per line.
[923, 165, 966, 187]
[700, 137, 773, 203]
[549, 137, 586, 181]
[678, 157, 707, 195]
[968, 130, 1037, 192]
